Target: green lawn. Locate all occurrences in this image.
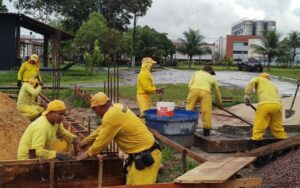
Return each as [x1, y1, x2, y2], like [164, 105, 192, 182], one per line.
[265, 68, 300, 80]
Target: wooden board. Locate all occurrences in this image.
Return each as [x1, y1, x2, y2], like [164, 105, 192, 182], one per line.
[174, 157, 255, 184]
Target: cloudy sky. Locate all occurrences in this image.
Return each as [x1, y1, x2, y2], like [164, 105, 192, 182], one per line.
[139, 0, 300, 42]
[4, 0, 300, 42]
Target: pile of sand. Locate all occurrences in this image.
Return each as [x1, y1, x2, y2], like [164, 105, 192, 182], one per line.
[0, 91, 30, 160]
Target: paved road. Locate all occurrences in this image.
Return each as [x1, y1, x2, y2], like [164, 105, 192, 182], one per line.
[73, 68, 299, 96]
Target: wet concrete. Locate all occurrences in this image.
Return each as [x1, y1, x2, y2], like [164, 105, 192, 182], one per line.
[67, 68, 299, 96]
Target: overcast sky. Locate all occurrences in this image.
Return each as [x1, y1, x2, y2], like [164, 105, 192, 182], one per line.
[4, 0, 300, 43]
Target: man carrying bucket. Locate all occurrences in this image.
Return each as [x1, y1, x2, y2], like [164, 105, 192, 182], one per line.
[136, 57, 164, 117]
[185, 65, 223, 136]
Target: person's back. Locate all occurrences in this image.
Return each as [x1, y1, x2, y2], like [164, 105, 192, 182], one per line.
[88, 103, 155, 155]
[189, 70, 217, 93]
[245, 76, 280, 105]
[244, 73, 286, 145]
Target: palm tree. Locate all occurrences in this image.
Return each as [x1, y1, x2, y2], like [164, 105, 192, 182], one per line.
[177, 29, 209, 69]
[284, 31, 300, 67]
[250, 30, 281, 70]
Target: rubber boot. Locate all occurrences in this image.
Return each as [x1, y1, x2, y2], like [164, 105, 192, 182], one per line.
[252, 140, 270, 167]
[251, 140, 263, 149]
[203, 128, 210, 136]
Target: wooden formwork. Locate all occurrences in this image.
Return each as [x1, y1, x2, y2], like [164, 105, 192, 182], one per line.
[0, 158, 124, 188]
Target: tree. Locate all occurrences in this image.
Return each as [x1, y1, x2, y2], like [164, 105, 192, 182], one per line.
[134, 26, 174, 64]
[83, 40, 103, 75]
[75, 12, 108, 53]
[0, 0, 8, 12]
[11, 0, 151, 33]
[250, 30, 281, 71]
[177, 29, 209, 69]
[123, 0, 153, 67]
[284, 31, 300, 67]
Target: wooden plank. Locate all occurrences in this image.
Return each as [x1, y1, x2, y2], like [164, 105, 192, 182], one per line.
[236, 134, 300, 157]
[224, 178, 262, 188]
[149, 128, 207, 163]
[174, 157, 255, 184]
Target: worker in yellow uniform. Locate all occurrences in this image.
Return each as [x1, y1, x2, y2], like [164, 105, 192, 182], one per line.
[244, 73, 287, 148]
[17, 100, 79, 160]
[17, 54, 42, 87]
[77, 92, 161, 185]
[17, 78, 45, 121]
[186, 65, 222, 136]
[136, 57, 164, 117]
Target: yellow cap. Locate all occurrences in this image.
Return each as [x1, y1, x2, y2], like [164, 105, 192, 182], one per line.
[42, 100, 66, 116]
[142, 57, 157, 65]
[30, 54, 39, 64]
[91, 92, 110, 108]
[259, 73, 270, 79]
[28, 78, 38, 87]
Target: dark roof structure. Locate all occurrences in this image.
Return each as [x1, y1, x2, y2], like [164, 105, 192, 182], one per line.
[0, 13, 74, 70]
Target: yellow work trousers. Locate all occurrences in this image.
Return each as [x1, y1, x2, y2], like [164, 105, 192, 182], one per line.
[252, 103, 287, 140]
[51, 139, 70, 152]
[137, 94, 152, 117]
[186, 89, 212, 129]
[18, 104, 45, 121]
[126, 149, 161, 185]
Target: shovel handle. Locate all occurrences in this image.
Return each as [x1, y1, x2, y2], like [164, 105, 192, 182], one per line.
[290, 80, 300, 110]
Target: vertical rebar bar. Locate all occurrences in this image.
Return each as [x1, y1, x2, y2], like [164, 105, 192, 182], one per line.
[88, 116, 91, 134]
[182, 149, 187, 173]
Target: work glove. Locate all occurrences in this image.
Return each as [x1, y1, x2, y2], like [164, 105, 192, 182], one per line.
[17, 80, 22, 88]
[156, 88, 164, 94]
[56, 152, 71, 161]
[244, 95, 251, 106]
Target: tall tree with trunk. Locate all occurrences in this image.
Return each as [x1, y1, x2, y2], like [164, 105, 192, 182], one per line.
[284, 31, 300, 67]
[177, 29, 209, 69]
[123, 0, 152, 67]
[10, 0, 150, 33]
[250, 30, 281, 71]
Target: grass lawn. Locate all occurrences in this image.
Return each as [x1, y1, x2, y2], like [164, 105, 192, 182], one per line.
[69, 83, 255, 108]
[265, 68, 300, 80]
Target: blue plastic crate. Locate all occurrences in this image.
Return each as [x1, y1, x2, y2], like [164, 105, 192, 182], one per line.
[144, 109, 199, 136]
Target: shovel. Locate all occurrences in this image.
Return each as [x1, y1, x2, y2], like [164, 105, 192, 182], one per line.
[285, 80, 300, 118]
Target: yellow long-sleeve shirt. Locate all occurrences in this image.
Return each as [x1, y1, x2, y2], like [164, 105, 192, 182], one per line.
[245, 77, 281, 105]
[88, 104, 155, 157]
[188, 70, 222, 104]
[17, 116, 76, 160]
[17, 83, 41, 109]
[17, 61, 41, 82]
[137, 68, 157, 94]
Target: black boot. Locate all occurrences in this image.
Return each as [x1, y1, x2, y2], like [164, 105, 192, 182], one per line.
[251, 140, 271, 167]
[203, 128, 210, 136]
[251, 140, 263, 149]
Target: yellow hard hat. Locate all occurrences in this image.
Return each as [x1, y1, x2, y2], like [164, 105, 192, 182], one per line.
[142, 57, 157, 65]
[259, 73, 270, 79]
[30, 54, 39, 64]
[28, 78, 38, 87]
[91, 92, 110, 108]
[42, 100, 66, 116]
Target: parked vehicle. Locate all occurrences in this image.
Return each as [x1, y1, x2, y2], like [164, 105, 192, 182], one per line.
[237, 58, 263, 72]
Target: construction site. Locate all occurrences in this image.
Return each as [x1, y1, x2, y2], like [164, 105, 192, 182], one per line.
[0, 63, 300, 188]
[1, 2, 300, 188]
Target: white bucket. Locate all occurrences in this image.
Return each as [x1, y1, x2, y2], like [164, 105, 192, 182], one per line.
[156, 102, 175, 116]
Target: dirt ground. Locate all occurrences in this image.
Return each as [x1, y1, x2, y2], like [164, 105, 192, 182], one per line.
[0, 91, 30, 160]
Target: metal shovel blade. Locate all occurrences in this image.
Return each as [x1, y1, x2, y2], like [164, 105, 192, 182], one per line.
[285, 109, 295, 118]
